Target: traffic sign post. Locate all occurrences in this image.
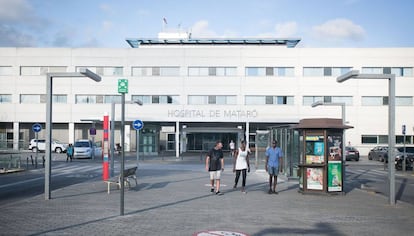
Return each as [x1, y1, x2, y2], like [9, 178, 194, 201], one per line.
[32, 123, 42, 133]
[118, 79, 128, 94]
[402, 125, 406, 172]
[132, 120, 144, 167]
[32, 123, 42, 168]
[118, 79, 128, 216]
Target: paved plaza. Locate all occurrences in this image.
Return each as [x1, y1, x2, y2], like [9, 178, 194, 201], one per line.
[1, 156, 414, 236]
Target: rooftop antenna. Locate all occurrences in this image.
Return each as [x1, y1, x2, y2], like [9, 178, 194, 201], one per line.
[162, 17, 167, 31]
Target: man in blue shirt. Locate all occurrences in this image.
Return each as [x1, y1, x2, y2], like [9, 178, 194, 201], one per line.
[265, 140, 283, 194]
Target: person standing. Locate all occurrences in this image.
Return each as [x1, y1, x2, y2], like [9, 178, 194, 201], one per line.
[233, 140, 250, 193]
[229, 140, 235, 157]
[66, 144, 74, 162]
[206, 141, 224, 195]
[265, 140, 283, 194]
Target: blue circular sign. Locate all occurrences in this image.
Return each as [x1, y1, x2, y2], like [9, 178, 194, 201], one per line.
[32, 123, 42, 133]
[132, 120, 144, 130]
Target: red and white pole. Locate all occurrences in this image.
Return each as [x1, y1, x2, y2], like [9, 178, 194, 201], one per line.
[103, 113, 109, 180]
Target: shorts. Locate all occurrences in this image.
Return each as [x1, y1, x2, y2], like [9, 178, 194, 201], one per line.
[267, 166, 279, 176]
[209, 170, 222, 180]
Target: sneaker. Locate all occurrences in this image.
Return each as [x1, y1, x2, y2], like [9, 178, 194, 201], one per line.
[273, 190, 278, 194]
[268, 189, 272, 194]
[210, 188, 214, 193]
[233, 185, 237, 189]
[241, 189, 247, 194]
[216, 191, 223, 195]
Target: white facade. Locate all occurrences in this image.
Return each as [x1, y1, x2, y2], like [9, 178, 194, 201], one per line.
[1, 43, 414, 156]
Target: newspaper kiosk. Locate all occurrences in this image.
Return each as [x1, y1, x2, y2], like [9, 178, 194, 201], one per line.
[295, 118, 352, 194]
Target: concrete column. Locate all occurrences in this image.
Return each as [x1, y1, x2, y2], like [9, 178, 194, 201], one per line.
[245, 122, 250, 146]
[124, 124, 130, 152]
[13, 122, 19, 150]
[175, 121, 180, 158]
[68, 122, 75, 144]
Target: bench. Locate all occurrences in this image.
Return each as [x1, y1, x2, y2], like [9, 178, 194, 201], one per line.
[104, 166, 138, 194]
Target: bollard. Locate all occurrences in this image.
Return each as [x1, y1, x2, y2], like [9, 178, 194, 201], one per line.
[42, 156, 45, 168]
[30, 155, 34, 166]
[26, 157, 29, 170]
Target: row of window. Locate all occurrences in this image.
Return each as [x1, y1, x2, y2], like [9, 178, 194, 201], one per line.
[362, 135, 414, 145]
[1, 94, 412, 106]
[1, 66, 412, 77]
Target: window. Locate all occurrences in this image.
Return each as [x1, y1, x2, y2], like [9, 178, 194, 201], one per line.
[245, 95, 293, 105]
[75, 95, 97, 104]
[362, 96, 412, 106]
[246, 67, 265, 76]
[132, 67, 180, 76]
[53, 95, 67, 103]
[303, 67, 324, 76]
[0, 94, 12, 103]
[20, 94, 43, 103]
[189, 67, 237, 76]
[361, 96, 383, 106]
[391, 67, 413, 77]
[77, 66, 123, 76]
[188, 95, 206, 105]
[362, 135, 413, 144]
[396, 96, 413, 106]
[20, 66, 67, 75]
[131, 95, 179, 104]
[332, 67, 351, 77]
[361, 66, 413, 76]
[361, 67, 383, 74]
[104, 95, 122, 104]
[246, 67, 294, 77]
[361, 135, 377, 144]
[188, 95, 236, 105]
[378, 135, 388, 144]
[303, 67, 351, 77]
[303, 96, 352, 106]
[0, 66, 13, 75]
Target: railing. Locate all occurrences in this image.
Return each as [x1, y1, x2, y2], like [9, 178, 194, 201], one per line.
[0, 154, 22, 173]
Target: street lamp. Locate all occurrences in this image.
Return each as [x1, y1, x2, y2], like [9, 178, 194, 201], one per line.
[311, 101, 347, 189]
[110, 100, 142, 177]
[45, 69, 101, 200]
[337, 70, 396, 205]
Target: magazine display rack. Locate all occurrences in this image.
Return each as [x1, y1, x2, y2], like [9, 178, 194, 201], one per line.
[295, 118, 352, 195]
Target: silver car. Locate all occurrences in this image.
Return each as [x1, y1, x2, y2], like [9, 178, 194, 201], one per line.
[73, 140, 102, 159]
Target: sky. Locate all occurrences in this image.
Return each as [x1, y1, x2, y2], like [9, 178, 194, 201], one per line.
[0, 0, 413, 48]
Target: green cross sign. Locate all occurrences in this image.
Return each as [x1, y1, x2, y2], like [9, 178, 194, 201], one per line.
[118, 79, 128, 93]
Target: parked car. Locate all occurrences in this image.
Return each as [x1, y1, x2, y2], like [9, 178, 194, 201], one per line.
[345, 146, 360, 161]
[73, 139, 102, 159]
[368, 146, 388, 162]
[395, 146, 414, 170]
[28, 139, 67, 153]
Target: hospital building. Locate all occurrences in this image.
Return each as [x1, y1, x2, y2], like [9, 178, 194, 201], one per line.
[1, 31, 413, 177]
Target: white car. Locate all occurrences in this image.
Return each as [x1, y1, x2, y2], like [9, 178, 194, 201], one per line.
[73, 139, 102, 159]
[29, 139, 67, 153]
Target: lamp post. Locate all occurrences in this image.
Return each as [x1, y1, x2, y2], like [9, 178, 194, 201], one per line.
[337, 70, 396, 205]
[45, 69, 101, 200]
[311, 100, 347, 190]
[110, 100, 142, 177]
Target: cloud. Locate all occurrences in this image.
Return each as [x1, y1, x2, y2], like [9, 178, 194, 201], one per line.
[254, 21, 298, 39]
[0, 0, 50, 46]
[274, 21, 298, 38]
[190, 20, 218, 38]
[102, 20, 114, 32]
[0, 0, 32, 22]
[0, 24, 35, 46]
[312, 18, 365, 41]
